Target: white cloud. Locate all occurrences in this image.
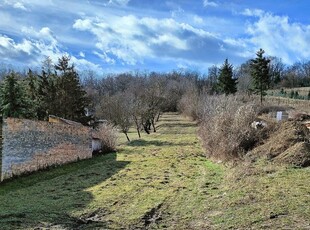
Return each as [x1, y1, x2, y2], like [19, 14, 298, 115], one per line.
[70, 56, 103, 73]
[0, 35, 38, 63]
[245, 11, 310, 63]
[3, 0, 28, 11]
[151, 34, 187, 50]
[203, 0, 218, 8]
[73, 18, 93, 30]
[72, 14, 246, 66]
[107, 0, 130, 6]
[193, 15, 204, 25]
[0, 27, 102, 72]
[93, 51, 115, 64]
[171, 7, 184, 18]
[21, 26, 58, 47]
[79, 51, 85, 57]
[242, 8, 264, 17]
[13, 2, 27, 10]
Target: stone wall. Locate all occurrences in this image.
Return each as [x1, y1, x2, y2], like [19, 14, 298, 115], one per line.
[0, 118, 92, 181]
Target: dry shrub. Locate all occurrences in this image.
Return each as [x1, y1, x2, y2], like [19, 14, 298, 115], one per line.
[178, 89, 202, 120]
[199, 95, 260, 160]
[96, 123, 118, 153]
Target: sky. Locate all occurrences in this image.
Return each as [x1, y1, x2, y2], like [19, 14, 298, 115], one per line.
[1, 0, 310, 74]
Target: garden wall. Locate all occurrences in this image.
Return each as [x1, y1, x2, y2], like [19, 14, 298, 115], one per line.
[0, 118, 92, 181]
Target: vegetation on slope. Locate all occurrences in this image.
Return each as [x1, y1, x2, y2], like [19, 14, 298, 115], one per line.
[0, 113, 309, 229]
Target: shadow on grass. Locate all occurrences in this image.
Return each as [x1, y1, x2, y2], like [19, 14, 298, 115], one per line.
[127, 139, 174, 147]
[127, 139, 196, 147]
[156, 122, 196, 130]
[0, 152, 129, 229]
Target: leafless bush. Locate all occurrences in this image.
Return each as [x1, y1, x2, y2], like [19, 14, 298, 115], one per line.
[96, 123, 118, 153]
[178, 89, 201, 120]
[199, 95, 260, 160]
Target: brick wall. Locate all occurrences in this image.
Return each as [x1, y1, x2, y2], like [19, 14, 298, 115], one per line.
[0, 118, 92, 181]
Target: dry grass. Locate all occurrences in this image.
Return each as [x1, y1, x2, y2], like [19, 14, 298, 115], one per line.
[265, 96, 310, 114]
[247, 119, 310, 167]
[198, 95, 260, 160]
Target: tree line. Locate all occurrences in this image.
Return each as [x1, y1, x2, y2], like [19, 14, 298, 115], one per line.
[0, 56, 89, 123]
[1, 49, 310, 140]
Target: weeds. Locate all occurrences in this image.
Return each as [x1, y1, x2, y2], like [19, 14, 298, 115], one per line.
[198, 95, 260, 160]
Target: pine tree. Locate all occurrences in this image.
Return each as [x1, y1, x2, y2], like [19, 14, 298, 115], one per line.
[0, 72, 30, 118]
[217, 59, 237, 95]
[36, 57, 58, 120]
[24, 69, 40, 119]
[54, 55, 90, 124]
[250, 49, 270, 104]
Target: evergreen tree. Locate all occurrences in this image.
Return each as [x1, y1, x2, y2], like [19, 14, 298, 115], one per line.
[54, 55, 90, 124]
[250, 49, 270, 104]
[0, 72, 30, 118]
[24, 69, 40, 119]
[217, 59, 237, 95]
[36, 57, 59, 120]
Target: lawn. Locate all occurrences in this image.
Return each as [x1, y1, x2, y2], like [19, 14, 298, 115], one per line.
[0, 113, 309, 229]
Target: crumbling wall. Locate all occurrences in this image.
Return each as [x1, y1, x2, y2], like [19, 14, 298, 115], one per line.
[1, 118, 92, 181]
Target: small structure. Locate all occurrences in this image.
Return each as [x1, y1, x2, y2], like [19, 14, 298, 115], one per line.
[92, 137, 102, 154]
[276, 111, 289, 121]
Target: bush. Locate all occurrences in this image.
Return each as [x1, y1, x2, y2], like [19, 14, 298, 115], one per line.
[95, 123, 118, 153]
[178, 89, 201, 120]
[198, 95, 260, 160]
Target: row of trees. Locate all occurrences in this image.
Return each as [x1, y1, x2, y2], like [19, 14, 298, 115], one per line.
[0, 58, 201, 140]
[84, 71, 200, 140]
[0, 56, 90, 123]
[207, 50, 310, 98]
[209, 48, 270, 103]
[0, 48, 309, 141]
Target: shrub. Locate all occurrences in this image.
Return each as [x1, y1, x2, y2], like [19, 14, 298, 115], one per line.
[178, 89, 201, 120]
[96, 123, 118, 153]
[198, 95, 260, 160]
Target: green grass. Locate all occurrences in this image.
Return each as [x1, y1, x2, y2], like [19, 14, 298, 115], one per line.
[0, 113, 309, 229]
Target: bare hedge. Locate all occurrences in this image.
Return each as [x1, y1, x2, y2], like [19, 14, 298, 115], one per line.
[198, 95, 260, 160]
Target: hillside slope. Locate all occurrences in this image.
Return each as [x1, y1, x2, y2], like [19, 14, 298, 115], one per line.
[0, 113, 309, 229]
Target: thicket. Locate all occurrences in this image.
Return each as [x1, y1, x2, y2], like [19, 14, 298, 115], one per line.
[198, 95, 261, 160]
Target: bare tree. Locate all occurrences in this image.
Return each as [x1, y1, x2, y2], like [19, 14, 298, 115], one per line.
[96, 93, 132, 141]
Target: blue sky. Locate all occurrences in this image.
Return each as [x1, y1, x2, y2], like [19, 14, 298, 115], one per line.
[1, 0, 310, 74]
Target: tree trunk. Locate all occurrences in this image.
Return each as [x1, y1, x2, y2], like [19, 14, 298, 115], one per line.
[260, 77, 263, 105]
[133, 116, 141, 138]
[156, 112, 161, 122]
[151, 118, 156, 132]
[124, 132, 130, 142]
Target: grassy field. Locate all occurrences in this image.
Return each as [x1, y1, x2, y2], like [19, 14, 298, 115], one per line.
[269, 87, 310, 97]
[0, 113, 309, 229]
